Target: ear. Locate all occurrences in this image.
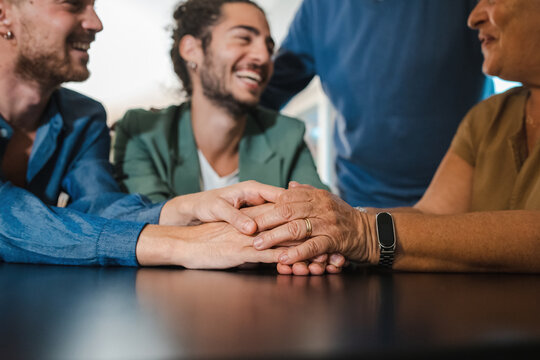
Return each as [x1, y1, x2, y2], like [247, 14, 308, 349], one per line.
[0, 0, 14, 34]
[179, 35, 203, 68]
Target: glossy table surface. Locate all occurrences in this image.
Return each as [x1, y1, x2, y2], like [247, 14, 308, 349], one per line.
[1, 263, 540, 359]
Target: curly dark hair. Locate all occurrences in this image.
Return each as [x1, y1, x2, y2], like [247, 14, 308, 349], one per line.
[170, 0, 265, 96]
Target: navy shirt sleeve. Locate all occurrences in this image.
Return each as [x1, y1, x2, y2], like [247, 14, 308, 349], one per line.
[260, 0, 316, 110]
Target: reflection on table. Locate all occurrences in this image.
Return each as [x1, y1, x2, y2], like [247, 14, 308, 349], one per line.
[1, 263, 539, 359]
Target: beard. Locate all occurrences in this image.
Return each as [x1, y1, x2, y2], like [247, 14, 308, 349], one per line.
[199, 54, 258, 118]
[15, 33, 90, 88]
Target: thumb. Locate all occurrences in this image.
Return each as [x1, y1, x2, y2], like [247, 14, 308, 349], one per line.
[212, 198, 257, 234]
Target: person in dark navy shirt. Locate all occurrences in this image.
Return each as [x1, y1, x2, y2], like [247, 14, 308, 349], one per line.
[261, 0, 494, 208]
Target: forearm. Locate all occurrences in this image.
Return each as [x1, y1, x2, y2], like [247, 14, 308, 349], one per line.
[361, 206, 420, 214]
[391, 211, 540, 273]
[136, 222, 283, 269]
[136, 225, 180, 266]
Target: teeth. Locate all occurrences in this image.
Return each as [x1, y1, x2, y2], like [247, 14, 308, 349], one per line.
[235, 70, 262, 83]
[71, 42, 90, 51]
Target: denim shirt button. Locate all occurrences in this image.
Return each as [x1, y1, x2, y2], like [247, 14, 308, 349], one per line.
[0, 128, 8, 138]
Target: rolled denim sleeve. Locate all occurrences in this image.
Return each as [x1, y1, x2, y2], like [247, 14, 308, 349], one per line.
[60, 108, 164, 224]
[0, 182, 144, 266]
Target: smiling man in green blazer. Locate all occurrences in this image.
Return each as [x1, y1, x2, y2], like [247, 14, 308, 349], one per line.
[113, 0, 327, 203]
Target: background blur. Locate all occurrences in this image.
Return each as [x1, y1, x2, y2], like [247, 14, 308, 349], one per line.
[66, 0, 302, 124]
[66, 0, 520, 189]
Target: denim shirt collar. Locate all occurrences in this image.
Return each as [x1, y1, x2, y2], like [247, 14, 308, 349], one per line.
[28, 93, 65, 183]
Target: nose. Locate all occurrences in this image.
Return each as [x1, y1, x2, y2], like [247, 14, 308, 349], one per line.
[249, 37, 272, 65]
[82, 5, 104, 34]
[467, 0, 487, 30]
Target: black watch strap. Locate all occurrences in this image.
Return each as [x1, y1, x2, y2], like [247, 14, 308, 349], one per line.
[376, 212, 396, 268]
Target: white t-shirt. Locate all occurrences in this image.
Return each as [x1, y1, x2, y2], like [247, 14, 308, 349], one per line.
[197, 149, 239, 191]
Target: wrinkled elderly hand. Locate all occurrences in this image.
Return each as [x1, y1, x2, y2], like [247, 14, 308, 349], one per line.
[251, 182, 379, 273]
[159, 180, 285, 233]
[242, 202, 347, 275]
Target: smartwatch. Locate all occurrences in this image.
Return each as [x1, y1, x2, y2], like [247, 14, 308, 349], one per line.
[376, 212, 396, 268]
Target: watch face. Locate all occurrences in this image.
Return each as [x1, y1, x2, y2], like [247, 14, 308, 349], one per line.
[376, 212, 395, 248]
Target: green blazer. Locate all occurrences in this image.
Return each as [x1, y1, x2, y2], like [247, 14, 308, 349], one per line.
[113, 103, 328, 202]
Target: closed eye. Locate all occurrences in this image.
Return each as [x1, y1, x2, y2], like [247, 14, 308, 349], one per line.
[61, 0, 85, 12]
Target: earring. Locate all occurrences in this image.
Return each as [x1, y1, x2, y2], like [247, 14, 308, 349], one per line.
[3, 31, 13, 40]
[187, 61, 197, 71]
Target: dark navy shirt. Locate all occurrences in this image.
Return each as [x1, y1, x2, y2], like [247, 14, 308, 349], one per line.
[0, 88, 162, 266]
[261, 0, 494, 207]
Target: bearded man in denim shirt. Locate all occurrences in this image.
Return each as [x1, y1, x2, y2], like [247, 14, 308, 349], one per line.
[0, 0, 285, 268]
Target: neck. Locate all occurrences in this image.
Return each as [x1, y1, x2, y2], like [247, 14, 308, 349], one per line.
[190, 90, 247, 164]
[0, 60, 56, 131]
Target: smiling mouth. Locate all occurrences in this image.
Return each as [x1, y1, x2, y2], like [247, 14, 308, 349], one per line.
[70, 41, 91, 51]
[479, 34, 496, 47]
[235, 69, 263, 85]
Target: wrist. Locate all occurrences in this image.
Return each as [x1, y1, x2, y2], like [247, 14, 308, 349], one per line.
[353, 209, 379, 265]
[159, 195, 196, 226]
[365, 213, 380, 265]
[136, 225, 183, 266]
[375, 212, 396, 268]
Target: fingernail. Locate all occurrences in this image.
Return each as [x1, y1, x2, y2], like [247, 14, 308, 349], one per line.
[253, 237, 263, 249]
[330, 254, 341, 263]
[279, 254, 289, 263]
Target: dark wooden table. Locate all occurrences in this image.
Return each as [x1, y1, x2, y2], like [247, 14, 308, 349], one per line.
[1, 263, 540, 359]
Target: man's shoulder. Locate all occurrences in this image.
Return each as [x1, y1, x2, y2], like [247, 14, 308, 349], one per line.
[255, 106, 306, 134]
[56, 87, 106, 119]
[116, 104, 183, 136]
[253, 106, 307, 151]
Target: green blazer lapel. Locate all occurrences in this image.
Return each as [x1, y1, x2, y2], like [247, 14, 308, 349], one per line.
[172, 105, 201, 195]
[239, 114, 282, 187]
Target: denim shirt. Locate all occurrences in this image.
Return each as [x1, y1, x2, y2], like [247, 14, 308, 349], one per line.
[0, 88, 163, 266]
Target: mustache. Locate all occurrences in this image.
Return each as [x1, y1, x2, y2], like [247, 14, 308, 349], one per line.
[66, 34, 96, 43]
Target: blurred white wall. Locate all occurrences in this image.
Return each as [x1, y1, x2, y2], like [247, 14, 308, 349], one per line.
[65, 0, 301, 125]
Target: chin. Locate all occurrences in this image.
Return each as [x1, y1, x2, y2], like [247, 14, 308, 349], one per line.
[69, 72, 91, 83]
[235, 93, 260, 106]
[65, 67, 91, 83]
[481, 56, 502, 77]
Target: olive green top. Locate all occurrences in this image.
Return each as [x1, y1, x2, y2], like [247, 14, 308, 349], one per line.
[113, 103, 328, 202]
[451, 87, 540, 210]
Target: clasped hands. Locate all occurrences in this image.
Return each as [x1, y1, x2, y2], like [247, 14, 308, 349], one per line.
[152, 180, 378, 275]
[249, 182, 378, 275]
